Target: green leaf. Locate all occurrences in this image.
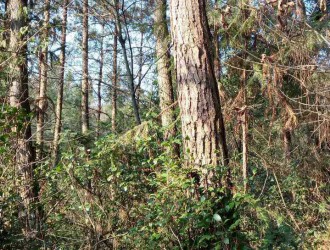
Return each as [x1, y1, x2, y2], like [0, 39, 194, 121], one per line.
[213, 213, 222, 222]
[224, 238, 230, 244]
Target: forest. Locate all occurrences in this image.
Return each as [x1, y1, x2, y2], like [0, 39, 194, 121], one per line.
[0, 0, 329, 249]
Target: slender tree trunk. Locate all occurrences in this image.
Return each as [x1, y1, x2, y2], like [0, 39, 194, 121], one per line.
[170, 0, 229, 187]
[52, 0, 68, 167]
[136, 32, 143, 107]
[241, 69, 248, 193]
[36, 0, 50, 161]
[212, 2, 221, 83]
[8, 0, 36, 234]
[97, 23, 105, 137]
[115, 0, 141, 125]
[81, 0, 89, 134]
[212, 4, 227, 102]
[154, 0, 179, 155]
[111, 27, 118, 132]
[241, 4, 250, 193]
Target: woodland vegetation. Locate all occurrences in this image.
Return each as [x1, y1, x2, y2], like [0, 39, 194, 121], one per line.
[0, 0, 330, 249]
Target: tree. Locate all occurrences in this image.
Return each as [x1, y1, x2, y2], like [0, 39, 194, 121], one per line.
[36, 0, 50, 160]
[114, 0, 141, 125]
[81, 0, 89, 134]
[154, 0, 178, 154]
[52, 0, 68, 166]
[96, 22, 104, 137]
[111, 26, 118, 132]
[169, 0, 229, 186]
[7, 0, 36, 234]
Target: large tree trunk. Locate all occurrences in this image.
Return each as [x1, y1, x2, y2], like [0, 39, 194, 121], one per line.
[111, 27, 118, 132]
[97, 23, 105, 137]
[81, 0, 89, 134]
[52, 0, 68, 166]
[154, 0, 178, 155]
[8, 0, 36, 234]
[169, 0, 229, 186]
[36, 0, 50, 161]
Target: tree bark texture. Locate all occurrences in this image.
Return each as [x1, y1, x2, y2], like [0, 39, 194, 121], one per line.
[52, 0, 68, 166]
[8, 0, 36, 233]
[36, 0, 50, 161]
[81, 0, 89, 134]
[154, 0, 178, 145]
[169, 0, 229, 174]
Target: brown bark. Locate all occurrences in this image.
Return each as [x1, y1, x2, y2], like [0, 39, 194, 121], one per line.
[154, 0, 178, 153]
[97, 23, 105, 137]
[81, 0, 89, 134]
[111, 27, 118, 132]
[36, 0, 50, 161]
[52, 0, 68, 167]
[213, 28, 221, 82]
[8, 0, 36, 233]
[169, 0, 229, 186]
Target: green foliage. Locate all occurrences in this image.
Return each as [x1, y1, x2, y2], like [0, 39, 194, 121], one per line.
[0, 120, 319, 249]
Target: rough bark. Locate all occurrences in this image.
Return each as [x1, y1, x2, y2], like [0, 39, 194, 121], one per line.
[36, 0, 50, 161]
[154, 0, 178, 154]
[169, 0, 229, 185]
[111, 27, 118, 132]
[8, 0, 36, 233]
[81, 0, 89, 134]
[52, 0, 68, 167]
[213, 28, 221, 82]
[97, 23, 105, 137]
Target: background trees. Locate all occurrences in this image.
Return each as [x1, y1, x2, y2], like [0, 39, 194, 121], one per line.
[0, 0, 329, 249]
